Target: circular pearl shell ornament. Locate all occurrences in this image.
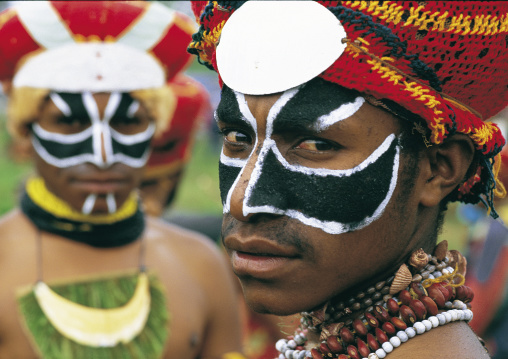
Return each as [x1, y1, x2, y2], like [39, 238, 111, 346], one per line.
[216, 1, 347, 95]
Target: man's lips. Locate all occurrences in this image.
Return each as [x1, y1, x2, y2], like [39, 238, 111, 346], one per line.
[71, 175, 128, 193]
[225, 237, 300, 278]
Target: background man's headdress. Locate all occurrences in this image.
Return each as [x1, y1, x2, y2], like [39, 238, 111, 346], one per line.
[189, 1, 508, 213]
[0, 1, 197, 137]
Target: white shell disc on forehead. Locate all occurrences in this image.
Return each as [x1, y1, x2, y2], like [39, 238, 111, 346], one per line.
[216, 1, 347, 95]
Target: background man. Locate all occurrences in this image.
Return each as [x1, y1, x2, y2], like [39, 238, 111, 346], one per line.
[0, 2, 242, 358]
[189, 1, 507, 358]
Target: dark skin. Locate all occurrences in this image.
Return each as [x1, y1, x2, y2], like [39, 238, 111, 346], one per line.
[217, 90, 489, 358]
[0, 93, 242, 358]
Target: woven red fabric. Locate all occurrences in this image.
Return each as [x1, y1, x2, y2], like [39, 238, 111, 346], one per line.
[188, 0, 508, 206]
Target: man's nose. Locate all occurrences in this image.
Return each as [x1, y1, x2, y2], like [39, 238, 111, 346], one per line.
[100, 132, 108, 164]
[228, 147, 261, 222]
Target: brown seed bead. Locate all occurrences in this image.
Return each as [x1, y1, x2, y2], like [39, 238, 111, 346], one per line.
[399, 290, 412, 305]
[455, 285, 468, 301]
[386, 298, 400, 315]
[326, 336, 345, 354]
[357, 338, 371, 358]
[375, 327, 389, 344]
[347, 345, 361, 359]
[390, 316, 408, 331]
[339, 327, 355, 344]
[365, 312, 379, 328]
[438, 282, 454, 301]
[366, 333, 380, 351]
[427, 284, 446, 308]
[319, 342, 332, 355]
[409, 299, 427, 320]
[382, 321, 397, 336]
[400, 305, 417, 325]
[409, 282, 428, 299]
[353, 318, 368, 337]
[311, 348, 323, 359]
[373, 305, 391, 323]
[352, 302, 362, 311]
[420, 296, 439, 316]
[464, 286, 474, 303]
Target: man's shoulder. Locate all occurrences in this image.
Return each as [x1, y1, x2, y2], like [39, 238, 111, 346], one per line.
[144, 215, 222, 257]
[387, 321, 490, 359]
[0, 209, 33, 240]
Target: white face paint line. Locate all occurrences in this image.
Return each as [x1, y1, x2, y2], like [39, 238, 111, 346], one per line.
[313, 96, 365, 131]
[222, 91, 259, 214]
[82, 92, 105, 167]
[32, 123, 93, 144]
[31, 135, 96, 168]
[49, 93, 72, 117]
[112, 151, 151, 169]
[233, 91, 257, 132]
[82, 193, 97, 215]
[220, 150, 247, 167]
[106, 193, 117, 214]
[269, 133, 396, 177]
[127, 100, 140, 118]
[242, 143, 400, 234]
[240, 87, 300, 217]
[110, 122, 155, 145]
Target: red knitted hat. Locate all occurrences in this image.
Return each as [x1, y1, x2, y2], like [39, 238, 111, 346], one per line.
[188, 1, 508, 211]
[0, 1, 195, 91]
[144, 74, 210, 180]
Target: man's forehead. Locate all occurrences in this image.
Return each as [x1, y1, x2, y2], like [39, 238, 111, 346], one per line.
[217, 78, 364, 130]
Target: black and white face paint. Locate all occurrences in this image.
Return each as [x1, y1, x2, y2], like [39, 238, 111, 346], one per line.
[31, 92, 155, 214]
[218, 80, 401, 234]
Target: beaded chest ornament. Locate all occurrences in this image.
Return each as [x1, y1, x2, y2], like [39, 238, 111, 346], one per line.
[274, 240, 476, 359]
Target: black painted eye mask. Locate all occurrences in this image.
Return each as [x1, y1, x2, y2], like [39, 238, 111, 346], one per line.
[31, 92, 154, 169]
[217, 80, 400, 234]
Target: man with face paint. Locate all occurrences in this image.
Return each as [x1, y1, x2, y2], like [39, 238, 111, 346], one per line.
[0, 2, 243, 358]
[189, 1, 508, 358]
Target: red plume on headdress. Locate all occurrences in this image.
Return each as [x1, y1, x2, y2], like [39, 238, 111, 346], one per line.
[0, 1, 196, 88]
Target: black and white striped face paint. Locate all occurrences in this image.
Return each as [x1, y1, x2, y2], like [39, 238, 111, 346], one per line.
[217, 79, 401, 234]
[32, 92, 155, 170]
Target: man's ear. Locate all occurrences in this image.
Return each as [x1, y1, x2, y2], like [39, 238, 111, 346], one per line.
[419, 134, 475, 207]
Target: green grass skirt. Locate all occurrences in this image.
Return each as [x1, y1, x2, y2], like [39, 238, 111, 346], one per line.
[17, 272, 169, 359]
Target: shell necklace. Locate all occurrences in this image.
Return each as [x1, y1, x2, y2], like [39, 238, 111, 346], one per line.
[32, 229, 151, 347]
[275, 240, 476, 359]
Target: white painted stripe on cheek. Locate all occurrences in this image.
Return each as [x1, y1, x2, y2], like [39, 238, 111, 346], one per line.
[313, 96, 365, 131]
[31, 135, 96, 168]
[270, 133, 396, 177]
[32, 123, 93, 144]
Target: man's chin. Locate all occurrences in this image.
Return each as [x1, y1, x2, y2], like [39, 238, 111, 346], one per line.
[241, 282, 310, 316]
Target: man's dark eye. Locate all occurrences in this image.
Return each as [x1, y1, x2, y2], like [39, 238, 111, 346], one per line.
[296, 139, 334, 151]
[110, 116, 141, 126]
[57, 117, 89, 126]
[224, 130, 250, 144]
